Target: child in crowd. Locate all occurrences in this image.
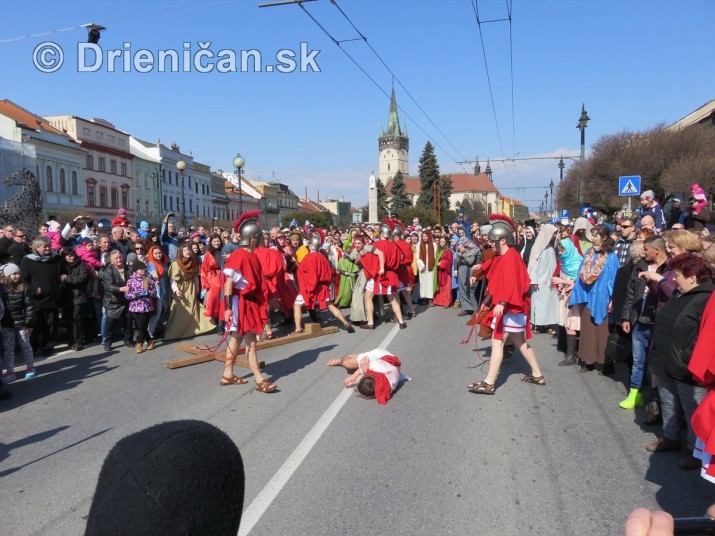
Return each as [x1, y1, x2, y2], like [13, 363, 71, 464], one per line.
[1, 264, 36, 382]
[124, 261, 157, 354]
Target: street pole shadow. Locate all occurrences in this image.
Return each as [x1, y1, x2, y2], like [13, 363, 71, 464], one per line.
[0, 426, 112, 477]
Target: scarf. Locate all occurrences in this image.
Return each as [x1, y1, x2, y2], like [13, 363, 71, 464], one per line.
[458, 236, 479, 254]
[176, 250, 200, 278]
[579, 248, 607, 285]
[559, 238, 583, 279]
[419, 230, 435, 271]
[147, 246, 169, 277]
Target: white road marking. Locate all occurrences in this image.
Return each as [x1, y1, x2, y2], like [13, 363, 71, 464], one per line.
[238, 324, 401, 535]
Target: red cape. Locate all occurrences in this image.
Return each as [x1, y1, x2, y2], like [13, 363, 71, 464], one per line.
[480, 247, 533, 340]
[690, 293, 715, 465]
[374, 240, 402, 271]
[297, 251, 333, 307]
[395, 239, 414, 286]
[225, 248, 267, 334]
[365, 355, 402, 405]
[200, 252, 225, 319]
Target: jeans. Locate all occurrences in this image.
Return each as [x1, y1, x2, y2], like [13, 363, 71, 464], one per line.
[629, 323, 653, 389]
[2, 328, 33, 373]
[102, 310, 132, 345]
[655, 373, 707, 450]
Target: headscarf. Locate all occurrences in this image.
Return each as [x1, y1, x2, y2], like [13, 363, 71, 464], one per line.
[175, 243, 200, 278]
[147, 245, 169, 277]
[458, 236, 479, 255]
[527, 224, 557, 272]
[559, 238, 583, 279]
[519, 226, 536, 263]
[418, 230, 435, 271]
[573, 217, 593, 236]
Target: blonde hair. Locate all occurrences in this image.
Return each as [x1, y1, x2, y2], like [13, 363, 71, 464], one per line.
[662, 230, 703, 254]
[629, 241, 644, 262]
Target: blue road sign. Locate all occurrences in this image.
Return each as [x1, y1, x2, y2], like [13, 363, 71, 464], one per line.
[561, 209, 570, 219]
[619, 175, 641, 196]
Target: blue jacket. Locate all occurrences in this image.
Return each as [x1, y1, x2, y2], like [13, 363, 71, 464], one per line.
[569, 250, 619, 325]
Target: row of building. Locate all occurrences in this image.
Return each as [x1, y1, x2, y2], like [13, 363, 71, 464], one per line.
[0, 94, 531, 231]
[0, 99, 342, 229]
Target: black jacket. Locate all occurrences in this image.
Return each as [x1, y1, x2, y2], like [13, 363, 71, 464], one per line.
[621, 259, 666, 325]
[100, 264, 128, 319]
[61, 258, 89, 305]
[20, 253, 66, 310]
[1, 285, 35, 329]
[651, 279, 715, 384]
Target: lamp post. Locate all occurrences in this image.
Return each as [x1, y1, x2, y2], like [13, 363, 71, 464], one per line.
[558, 157, 565, 182]
[233, 154, 245, 217]
[544, 191, 549, 218]
[549, 178, 554, 214]
[577, 104, 590, 206]
[176, 159, 187, 229]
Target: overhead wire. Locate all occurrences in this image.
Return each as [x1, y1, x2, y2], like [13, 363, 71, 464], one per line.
[297, 2, 469, 174]
[330, 0, 469, 167]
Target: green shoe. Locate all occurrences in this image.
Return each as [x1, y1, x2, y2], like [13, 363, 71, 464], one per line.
[619, 388, 645, 409]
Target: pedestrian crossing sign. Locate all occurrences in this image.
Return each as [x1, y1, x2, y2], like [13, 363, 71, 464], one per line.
[619, 175, 641, 197]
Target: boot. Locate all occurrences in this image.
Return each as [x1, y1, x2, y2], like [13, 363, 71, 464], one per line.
[619, 388, 645, 409]
[146, 340, 155, 351]
[559, 334, 579, 366]
[136, 343, 145, 354]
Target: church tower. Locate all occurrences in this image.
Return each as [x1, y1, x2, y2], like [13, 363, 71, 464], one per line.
[378, 88, 409, 183]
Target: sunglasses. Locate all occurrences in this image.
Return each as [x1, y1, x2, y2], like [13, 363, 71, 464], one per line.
[620, 225, 634, 229]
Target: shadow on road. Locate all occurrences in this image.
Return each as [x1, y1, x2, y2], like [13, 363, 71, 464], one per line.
[645, 451, 715, 517]
[266, 344, 337, 382]
[0, 426, 112, 477]
[0, 348, 119, 410]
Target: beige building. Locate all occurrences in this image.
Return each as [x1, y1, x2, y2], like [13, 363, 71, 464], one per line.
[45, 115, 133, 224]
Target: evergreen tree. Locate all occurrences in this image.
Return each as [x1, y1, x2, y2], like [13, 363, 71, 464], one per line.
[416, 141, 440, 211]
[376, 177, 389, 219]
[439, 173, 453, 222]
[389, 170, 411, 213]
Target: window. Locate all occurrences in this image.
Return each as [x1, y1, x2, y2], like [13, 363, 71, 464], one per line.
[83, 127, 91, 136]
[122, 188, 128, 209]
[188, 176, 191, 188]
[111, 188, 118, 208]
[86, 154, 93, 170]
[108, 135, 115, 143]
[120, 162, 126, 176]
[59, 168, 66, 193]
[189, 199, 193, 212]
[168, 170, 172, 184]
[99, 186, 107, 207]
[164, 195, 167, 210]
[71, 171, 78, 194]
[195, 183, 199, 194]
[98, 157, 105, 172]
[119, 139, 125, 146]
[177, 197, 180, 211]
[87, 183, 95, 206]
[46, 166, 53, 192]
[169, 197, 173, 210]
[110, 160, 117, 174]
[96, 131, 104, 140]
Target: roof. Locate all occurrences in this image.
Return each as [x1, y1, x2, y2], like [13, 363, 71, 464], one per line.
[386, 172, 498, 196]
[667, 99, 715, 130]
[499, 193, 528, 207]
[0, 99, 67, 136]
[298, 199, 328, 212]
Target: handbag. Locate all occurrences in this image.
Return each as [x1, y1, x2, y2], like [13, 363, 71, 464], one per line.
[605, 331, 632, 363]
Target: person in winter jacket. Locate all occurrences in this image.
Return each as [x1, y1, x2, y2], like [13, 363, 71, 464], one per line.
[20, 236, 66, 356]
[124, 261, 157, 353]
[45, 220, 63, 252]
[1, 263, 36, 382]
[100, 250, 131, 351]
[111, 208, 129, 228]
[60, 247, 89, 350]
[647, 253, 714, 470]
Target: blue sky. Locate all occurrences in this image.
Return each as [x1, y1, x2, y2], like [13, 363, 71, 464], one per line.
[1, 0, 713, 211]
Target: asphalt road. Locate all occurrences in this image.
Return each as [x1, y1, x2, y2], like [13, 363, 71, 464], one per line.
[2, 305, 713, 535]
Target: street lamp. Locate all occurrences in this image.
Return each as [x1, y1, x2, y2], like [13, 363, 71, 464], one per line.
[549, 179, 554, 213]
[544, 191, 549, 218]
[176, 159, 187, 229]
[558, 157, 565, 182]
[577, 104, 590, 206]
[233, 153, 245, 216]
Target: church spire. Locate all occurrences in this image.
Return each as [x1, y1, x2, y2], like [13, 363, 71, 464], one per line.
[385, 86, 402, 137]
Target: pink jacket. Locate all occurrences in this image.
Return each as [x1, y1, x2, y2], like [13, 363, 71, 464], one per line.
[46, 230, 62, 252]
[75, 244, 102, 270]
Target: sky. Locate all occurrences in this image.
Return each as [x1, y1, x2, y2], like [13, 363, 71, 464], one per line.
[0, 0, 713, 212]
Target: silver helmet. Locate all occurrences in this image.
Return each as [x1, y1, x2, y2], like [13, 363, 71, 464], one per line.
[309, 235, 321, 252]
[238, 221, 261, 246]
[488, 221, 516, 246]
[379, 223, 392, 239]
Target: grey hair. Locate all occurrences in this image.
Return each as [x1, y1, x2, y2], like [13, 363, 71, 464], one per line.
[32, 235, 51, 252]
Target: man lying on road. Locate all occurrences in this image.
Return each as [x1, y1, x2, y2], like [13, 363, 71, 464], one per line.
[327, 348, 409, 404]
